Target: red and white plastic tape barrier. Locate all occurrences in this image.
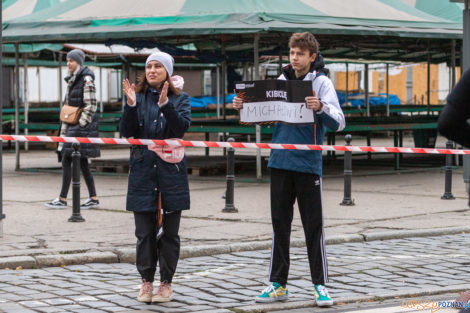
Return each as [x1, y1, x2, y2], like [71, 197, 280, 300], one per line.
[0, 135, 468, 155]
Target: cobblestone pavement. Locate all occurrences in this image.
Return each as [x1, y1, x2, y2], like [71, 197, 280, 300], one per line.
[1, 234, 470, 313]
[272, 293, 463, 313]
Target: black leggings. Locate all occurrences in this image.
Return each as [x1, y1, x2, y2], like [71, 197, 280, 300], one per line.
[134, 210, 181, 283]
[60, 154, 97, 199]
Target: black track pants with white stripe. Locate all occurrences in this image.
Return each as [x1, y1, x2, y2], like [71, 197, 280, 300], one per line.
[269, 168, 328, 285]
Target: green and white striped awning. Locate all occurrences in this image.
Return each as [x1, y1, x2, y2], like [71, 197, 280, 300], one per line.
[403, 0, 464, 22]
[2, 0, 62, 21]
[3, 0, 462, 42]
[1, 0, 465, 63]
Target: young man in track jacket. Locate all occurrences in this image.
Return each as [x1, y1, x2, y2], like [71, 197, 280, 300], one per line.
[233, 32, 345, 307]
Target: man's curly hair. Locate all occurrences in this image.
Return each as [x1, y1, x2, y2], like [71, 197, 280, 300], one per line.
[288, 32, 319, 56]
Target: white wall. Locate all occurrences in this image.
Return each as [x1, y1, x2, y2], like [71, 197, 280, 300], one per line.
[19, 66, 113, 106]
[438, 63, 451, 102]
[108, 68, 122, 101]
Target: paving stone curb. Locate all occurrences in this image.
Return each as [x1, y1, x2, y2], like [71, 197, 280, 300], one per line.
[35, 251, 118, 268]
[361, 226, 470, 241]
[1, 226, 470, 269]
[0, 256, 36, 269]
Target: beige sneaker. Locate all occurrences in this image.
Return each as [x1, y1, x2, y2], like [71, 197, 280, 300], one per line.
[137, 280, 153, 302]
[152, 281, 173, 302]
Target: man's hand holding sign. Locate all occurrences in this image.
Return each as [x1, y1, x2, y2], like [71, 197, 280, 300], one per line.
[306, 90, 322, 111]
[234, 80, 319, 124]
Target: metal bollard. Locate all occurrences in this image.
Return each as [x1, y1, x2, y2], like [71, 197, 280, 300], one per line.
[68, 143, 85, 222]
[441, 140, 455, 200]
[340, 134, 355, 206]
[222, 137, 238, 213]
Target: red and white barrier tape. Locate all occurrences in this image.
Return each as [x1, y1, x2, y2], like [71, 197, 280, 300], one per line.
[0, 134, 468, 155]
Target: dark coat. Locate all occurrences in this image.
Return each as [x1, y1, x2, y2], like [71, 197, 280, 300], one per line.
[437, 68, 470, 147]
[120, 87, 191, 212]
[62, 67, 100, 158]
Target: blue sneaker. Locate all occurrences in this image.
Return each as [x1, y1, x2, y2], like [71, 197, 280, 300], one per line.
[314, 284, 333, 307]
[255, 282, 288, 303]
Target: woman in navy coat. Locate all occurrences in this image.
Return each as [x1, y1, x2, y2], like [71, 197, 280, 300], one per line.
[120, 52, 191, 303]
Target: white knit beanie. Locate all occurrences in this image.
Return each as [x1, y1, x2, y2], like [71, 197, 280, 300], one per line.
[145, 52, 174, 77]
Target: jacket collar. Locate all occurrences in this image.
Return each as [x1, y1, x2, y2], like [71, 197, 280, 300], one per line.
[281, 62, 316, 81]
[149, 87, 162, 97]
[280, 63, 317, 81]
[65, 66, 88, 83]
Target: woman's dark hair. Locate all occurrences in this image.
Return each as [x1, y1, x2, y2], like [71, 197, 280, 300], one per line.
[135, 71, 180, 95]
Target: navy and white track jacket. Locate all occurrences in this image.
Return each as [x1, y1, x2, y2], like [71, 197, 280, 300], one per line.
[267, 65, 345, 176]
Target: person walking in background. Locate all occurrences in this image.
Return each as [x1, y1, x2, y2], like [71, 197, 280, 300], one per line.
[45, 49, 100, 210]
[120, 52, 191, 303]
[233, 32, 345, 307]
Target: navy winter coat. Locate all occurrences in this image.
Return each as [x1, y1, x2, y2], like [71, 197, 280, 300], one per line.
[120, 87, 191, 212]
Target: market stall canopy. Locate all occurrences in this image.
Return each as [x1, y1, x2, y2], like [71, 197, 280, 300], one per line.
[63, 43, 160, 56]
[401, 0, 464, 22]
[1, 0, 465, 63]
[2, 43, 63, 53]
[1, 57, 122, 67]
[2, 0, 62, 21]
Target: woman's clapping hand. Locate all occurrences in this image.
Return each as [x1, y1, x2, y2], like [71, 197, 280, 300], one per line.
[123, 79, 136, 106]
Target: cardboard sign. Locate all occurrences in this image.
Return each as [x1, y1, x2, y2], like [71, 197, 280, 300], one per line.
[235, 80, 314, 124]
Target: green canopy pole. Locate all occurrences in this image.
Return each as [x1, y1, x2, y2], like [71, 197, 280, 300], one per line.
[58, 53, 63, 108]
[345, 62, 349, 106]
[386, 63, 390, 117]
[427, 54, 431, 115]
[451, 39, 456, 88]
[121, 63, 125, 108]
[365, 63, 369, 117]
[243, 62, 248, 80]
[99, 67, 103, 115]
[23, 54, 29, 151]
[220, 35, 227, 121]
[37, 67, 41, 103]
[254, 33, 262, 180]
[221, 44, 227, 121]
[216, 64, 220, 119]
[14, 43, 20, 171]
